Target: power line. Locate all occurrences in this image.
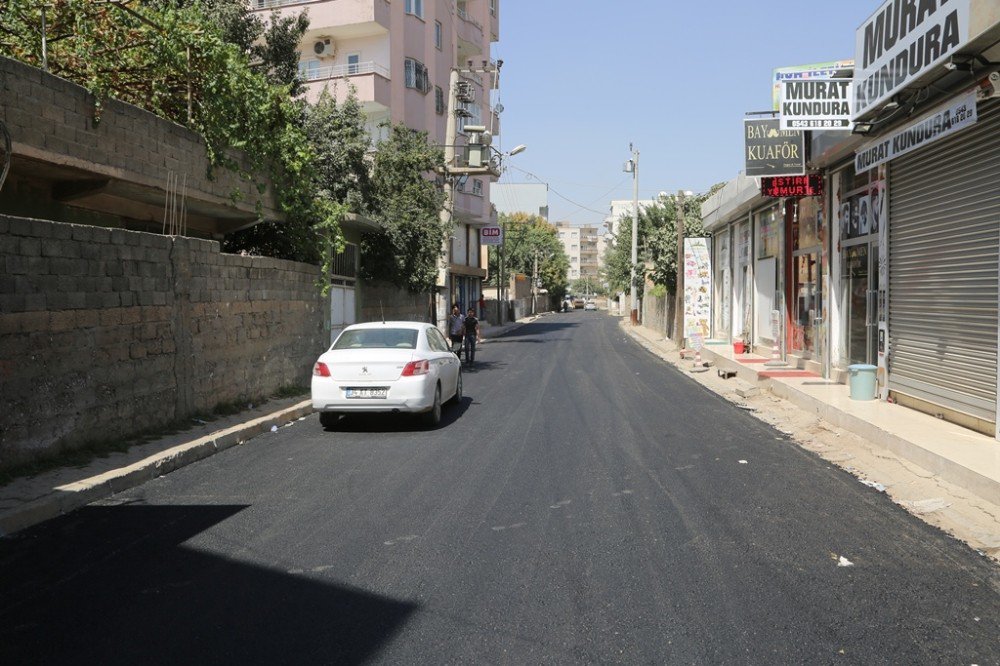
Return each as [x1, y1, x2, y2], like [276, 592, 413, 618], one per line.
[507, 165, 621, 217]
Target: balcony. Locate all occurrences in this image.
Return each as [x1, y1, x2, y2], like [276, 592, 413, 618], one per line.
[252, 0, 391, 39]
[301, 61, 391, 110]
[456, 4, 485, 60]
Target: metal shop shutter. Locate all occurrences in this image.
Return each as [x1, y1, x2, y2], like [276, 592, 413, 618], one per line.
[888, 98, 1000, 421]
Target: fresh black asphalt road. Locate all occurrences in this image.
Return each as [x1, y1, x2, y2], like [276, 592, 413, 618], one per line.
[2, 312, 999, 664]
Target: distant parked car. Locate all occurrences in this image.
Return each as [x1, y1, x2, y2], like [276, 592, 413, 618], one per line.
[584, 301, 597, 311]
[311, 322, 462, 428]
[573, 297, 585, 309]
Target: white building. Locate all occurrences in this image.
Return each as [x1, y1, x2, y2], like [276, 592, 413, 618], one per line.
[491, 182, 549, 219]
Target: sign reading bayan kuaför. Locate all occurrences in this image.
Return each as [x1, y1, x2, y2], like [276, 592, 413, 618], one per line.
[744, 118, 806, 177]
[853, 0, 971, 120]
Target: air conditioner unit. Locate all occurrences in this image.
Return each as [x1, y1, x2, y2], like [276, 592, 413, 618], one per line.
[313, 37, 336, 58]
[455, 81, 476, 103]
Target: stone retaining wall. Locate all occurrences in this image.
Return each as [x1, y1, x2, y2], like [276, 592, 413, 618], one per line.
[0, 215, 328, 469]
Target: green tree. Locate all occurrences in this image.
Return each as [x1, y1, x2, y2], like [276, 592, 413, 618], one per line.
[1, 0, 322, 259]
[362, 124, 448, 293]
[487, 213, 569, 301]
[603, 187, 721, 297]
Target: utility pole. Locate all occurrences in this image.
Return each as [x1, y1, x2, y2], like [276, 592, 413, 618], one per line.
[531, 250, 538, 315]
[628, 145, 640, 325]
[674, 190, 686, 347]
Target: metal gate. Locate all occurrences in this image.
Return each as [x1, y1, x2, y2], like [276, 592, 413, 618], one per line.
[888, 98, 1000, 422]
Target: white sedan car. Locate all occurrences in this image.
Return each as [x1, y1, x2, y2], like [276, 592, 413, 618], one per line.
[311, 321, 462, 428]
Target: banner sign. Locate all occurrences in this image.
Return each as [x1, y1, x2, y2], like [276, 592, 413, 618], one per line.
[854, 89, 977, 172]
[853, 0, 971, 119]
[761, 175, 824, 198]
[780, 79, 854, 130]
[772, 60, 854, 110]
[480, 226, 503, 246]
[744, 118, 806, 177]
[683, 238, 712, 339]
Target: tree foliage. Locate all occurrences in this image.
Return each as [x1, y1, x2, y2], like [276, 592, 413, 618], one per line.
[603, 188, 721, 298]
[361, 124, 448, 293]
[0, 0, 343, 265]
[487, 213, 569, 301]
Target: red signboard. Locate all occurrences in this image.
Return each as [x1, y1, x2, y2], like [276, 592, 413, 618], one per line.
[761, 175, 823, 198]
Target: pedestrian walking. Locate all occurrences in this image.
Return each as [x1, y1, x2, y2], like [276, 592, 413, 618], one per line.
[463, 307, 482, 366]
[449, 304, 465, 359]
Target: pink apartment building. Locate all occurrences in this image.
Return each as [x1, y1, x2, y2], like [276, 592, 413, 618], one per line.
[251, 0, 501, 323]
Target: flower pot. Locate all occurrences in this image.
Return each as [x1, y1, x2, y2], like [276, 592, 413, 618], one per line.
[733, 341, 745, 354]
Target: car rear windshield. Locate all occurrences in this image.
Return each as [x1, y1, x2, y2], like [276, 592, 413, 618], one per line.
[333, 328, 419, 350]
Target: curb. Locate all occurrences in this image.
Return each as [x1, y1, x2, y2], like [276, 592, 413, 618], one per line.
[0, 400, 314, 537]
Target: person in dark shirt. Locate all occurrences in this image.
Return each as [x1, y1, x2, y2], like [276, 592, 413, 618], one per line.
[463, 307, 482, 366]
[449, 304, 465, 359]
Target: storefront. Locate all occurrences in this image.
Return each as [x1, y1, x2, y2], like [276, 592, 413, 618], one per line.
[830, 163, 884, 371]
[753, 204, 782, 351]
[785, 196, 826, 362]
[885, 98, 1000, 432]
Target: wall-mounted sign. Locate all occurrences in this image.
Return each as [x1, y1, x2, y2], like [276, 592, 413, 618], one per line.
[853, 0, 971, 120]
[761, 175, 823, 198]
[744, 118, 806, 177]
[772, 60, 854, 111]
[854, 90, 977, 173]
[480, 226, 503, 245]
[780, 79, 854, 130]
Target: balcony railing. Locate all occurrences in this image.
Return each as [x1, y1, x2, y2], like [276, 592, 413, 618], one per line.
[252, 0, 312, 9]
[301, 60, 390, 82]
[456, 5, 484, 32]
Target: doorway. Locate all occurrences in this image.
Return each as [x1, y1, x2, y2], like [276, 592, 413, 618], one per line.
[842, 242, 877, 365]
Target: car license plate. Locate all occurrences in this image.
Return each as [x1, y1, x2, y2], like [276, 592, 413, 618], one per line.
[345, 387, 388, 399]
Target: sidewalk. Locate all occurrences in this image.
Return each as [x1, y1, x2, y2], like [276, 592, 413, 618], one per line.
[0, 313, 549, 537]
[626, 323, 1000, 507]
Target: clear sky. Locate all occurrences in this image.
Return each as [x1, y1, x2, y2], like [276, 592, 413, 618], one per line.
[491, 0, 880, 229]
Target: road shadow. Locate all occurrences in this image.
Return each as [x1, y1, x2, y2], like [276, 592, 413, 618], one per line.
[460, 359, 509, 372]
[495, 320, 580, 338]
[0, 504, 417, 665]
[323, 395, 473, 433]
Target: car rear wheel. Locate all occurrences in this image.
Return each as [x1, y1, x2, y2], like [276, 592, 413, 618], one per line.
[422, 385, 442, 427]
[319, 412, 340, 429]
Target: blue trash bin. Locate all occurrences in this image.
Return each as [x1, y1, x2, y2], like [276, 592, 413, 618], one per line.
[847, 364, 878, 400]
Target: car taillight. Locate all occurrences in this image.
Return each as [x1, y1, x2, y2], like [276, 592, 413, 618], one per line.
[401, 360, 430, 376]
[313, 362, 331, 377]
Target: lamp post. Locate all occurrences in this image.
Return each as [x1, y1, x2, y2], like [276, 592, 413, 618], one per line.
[497, 144, 526, 323]
[624, 145, 639, 325]
[674, 189, 693, 346]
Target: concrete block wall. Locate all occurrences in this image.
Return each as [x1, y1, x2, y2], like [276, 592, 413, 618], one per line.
[0, 56, 278, 218]
[0, 215, 327, 469]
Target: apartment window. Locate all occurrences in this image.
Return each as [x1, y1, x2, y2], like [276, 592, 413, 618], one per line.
[405, 0, 423, 18]
[347, 53, 360, 75]
[435, 86, 445, 115]
[298, 59, 320, 81]
[434, 21, 443, 49]
[404, 57, 431, 93]
[472, 179, 483, 196]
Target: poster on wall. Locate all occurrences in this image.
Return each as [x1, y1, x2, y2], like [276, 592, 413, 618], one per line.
[684, 238, 712, 339]
[840, 179, 886, 241]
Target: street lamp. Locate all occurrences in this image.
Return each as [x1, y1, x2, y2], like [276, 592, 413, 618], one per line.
[496, 145, 527, 323]
[624, 144, 639, 325]
[673, 189, 694, 347]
